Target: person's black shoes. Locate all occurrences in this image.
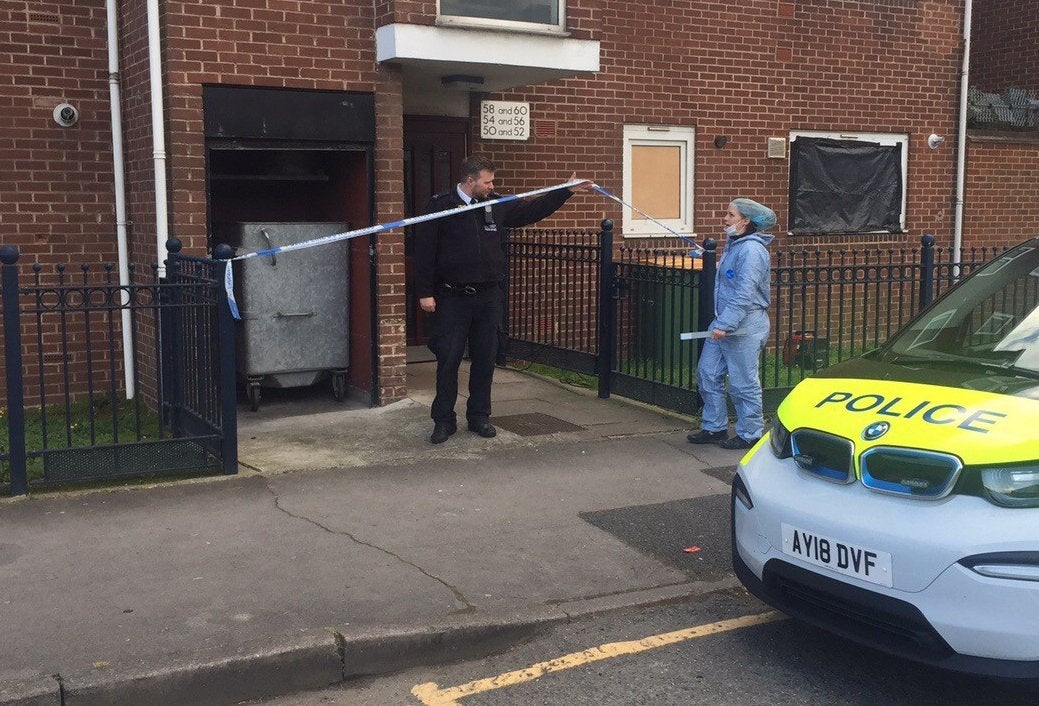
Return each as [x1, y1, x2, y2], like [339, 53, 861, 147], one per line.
[687, 429, 728, 444]
[720, 435, 760, 450]
[429, 422, 457, 444]
[468, 421, 497, 438]
[430, 421, 496, 442]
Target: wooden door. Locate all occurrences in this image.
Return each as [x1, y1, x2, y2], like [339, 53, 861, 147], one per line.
[404, 116, 469, 346]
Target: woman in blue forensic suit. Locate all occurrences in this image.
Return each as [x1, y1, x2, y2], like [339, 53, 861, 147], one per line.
[688, 198, 776, 450]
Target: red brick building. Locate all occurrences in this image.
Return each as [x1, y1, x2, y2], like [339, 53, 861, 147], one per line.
[1, 0, 1034, 408]
[964, 0, 1039, 250]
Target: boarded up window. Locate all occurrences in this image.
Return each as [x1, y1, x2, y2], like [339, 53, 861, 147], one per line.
[622, 126, 694, 237]
[789, 135, 905, 235]
[631, 145, 681, 220]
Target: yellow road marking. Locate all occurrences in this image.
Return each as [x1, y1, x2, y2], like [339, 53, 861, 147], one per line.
[411, 611, 784, 706]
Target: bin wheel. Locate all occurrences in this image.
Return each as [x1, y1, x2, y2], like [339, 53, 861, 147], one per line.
[332, 372, 347, 402]
[248, 382, 261, 412]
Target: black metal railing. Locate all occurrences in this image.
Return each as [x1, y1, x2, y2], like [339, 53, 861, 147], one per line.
[505, 227, 1010, 415]
[610, 247, 704, 412]
[1, 239, 237, 495]
[505, 228, 603, 375]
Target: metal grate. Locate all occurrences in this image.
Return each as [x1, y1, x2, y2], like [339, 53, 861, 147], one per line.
[534, 120, 556, 137]
[790, 429, 855, 483]
[492, 413, 584, 436]
[860, 447, 962, 499]
[41, 440, 214, 483]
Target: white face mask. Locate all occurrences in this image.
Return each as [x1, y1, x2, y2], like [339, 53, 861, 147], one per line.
[724, 224, 741, 238]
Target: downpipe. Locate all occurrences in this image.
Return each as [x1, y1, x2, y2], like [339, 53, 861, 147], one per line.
[147, 0, 170, 274]
[106, 0, 135, 398]
[953, 0, 972, 272]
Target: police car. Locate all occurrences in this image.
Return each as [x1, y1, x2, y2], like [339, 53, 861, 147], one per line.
[732, 238, 1039, 677]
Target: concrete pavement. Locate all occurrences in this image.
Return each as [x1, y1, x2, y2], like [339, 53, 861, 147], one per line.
[0, 363, 745, 705]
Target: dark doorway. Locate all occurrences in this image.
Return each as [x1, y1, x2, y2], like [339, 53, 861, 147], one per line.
[403, 116, 470, 348]
[203, 86, 377, 404]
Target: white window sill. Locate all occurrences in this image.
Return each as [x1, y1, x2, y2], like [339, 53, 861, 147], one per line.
[435, 15, 570, 37]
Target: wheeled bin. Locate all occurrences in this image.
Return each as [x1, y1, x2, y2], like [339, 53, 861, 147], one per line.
[230, 222, 350, 410]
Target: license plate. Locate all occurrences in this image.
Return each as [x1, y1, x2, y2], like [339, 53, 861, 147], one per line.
[781, 523, 893, 587]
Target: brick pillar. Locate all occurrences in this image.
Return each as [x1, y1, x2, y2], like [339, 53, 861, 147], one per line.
[373, 63, 408, 404]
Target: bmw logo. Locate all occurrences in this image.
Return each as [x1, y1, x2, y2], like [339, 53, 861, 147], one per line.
[862, 421, 890, 440]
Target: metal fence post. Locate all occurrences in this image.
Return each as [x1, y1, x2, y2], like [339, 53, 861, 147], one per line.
[214, 244, 238, 475]
[164, 238, 184, 433]
[1, 246, 27, 496]
[597, 219, 615, 399]
[697, 239, 717, 333]
[919, 234, 935, 311]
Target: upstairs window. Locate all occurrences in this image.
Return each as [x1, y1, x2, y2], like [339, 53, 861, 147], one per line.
[438, 0, 564, 33]
[789, 131, 907, 235]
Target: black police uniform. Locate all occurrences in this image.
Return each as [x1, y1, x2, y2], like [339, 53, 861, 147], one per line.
[415, 186, 574, 427]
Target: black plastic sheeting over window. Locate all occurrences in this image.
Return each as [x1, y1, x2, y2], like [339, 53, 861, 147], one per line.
[789, 137, 903, 235]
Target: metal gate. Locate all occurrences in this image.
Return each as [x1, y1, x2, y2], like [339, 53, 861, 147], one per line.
[1, 239, 237, 495]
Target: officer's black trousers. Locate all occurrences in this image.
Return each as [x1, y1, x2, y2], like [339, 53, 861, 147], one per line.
[428, 287, 502, 425]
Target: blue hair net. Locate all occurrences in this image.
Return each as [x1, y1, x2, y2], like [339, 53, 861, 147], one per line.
[731, 198, 776, 232]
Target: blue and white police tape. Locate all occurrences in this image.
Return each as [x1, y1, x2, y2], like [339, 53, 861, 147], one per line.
[221, 179, 703, 319]
[590, 184, 704, 257]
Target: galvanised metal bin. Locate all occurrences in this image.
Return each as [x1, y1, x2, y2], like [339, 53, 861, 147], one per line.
[231, 222, 350, 410]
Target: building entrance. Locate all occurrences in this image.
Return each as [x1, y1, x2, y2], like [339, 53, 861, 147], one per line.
[403, 116, 470, 348]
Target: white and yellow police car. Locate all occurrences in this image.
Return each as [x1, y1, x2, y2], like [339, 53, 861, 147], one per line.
[733, 239, 1039, 677]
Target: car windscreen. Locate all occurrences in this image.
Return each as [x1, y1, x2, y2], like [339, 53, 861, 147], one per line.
[878, 241, 1039, 375]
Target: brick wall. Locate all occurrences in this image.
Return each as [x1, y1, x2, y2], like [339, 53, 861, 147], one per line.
[374, 64, 408, 403]
[971, 0, 1039, 94]
[375, 1, 434, 27]
[468, 0, 962, 256]
[124, 0, 406, 403]
[0, 1, 125, 405]
[965, 137, 1039, 250]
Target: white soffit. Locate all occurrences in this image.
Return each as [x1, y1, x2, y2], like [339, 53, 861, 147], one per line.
[376, 23, 600, 87]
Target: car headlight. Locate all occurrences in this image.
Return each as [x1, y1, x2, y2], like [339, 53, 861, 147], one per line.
[981, 465, 1039, 508]
[769, 415, 791, 459]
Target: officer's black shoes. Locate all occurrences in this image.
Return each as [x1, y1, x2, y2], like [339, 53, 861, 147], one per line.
[468, 421, 497, 438]
[720, 435, 760, 450]
[687, 429, 728, 444]
[430, 422, 457, 444]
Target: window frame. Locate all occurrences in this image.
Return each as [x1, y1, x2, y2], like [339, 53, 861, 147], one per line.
[788, 130, 909, 235]
[436, 0, 567, 35]
[789, 129, 906, 234]
[621, 125, 696, 239]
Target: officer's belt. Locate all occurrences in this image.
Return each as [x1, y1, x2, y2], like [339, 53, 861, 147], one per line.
[440, 281, 498, 295]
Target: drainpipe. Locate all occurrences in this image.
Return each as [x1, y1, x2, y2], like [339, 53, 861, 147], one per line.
[146, 0, 169, 274]
[105, 0, 135, 399]
[953, 0, 973, 269]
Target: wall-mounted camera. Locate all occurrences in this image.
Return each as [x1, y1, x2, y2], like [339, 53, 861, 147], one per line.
[53, 103, 79, 128]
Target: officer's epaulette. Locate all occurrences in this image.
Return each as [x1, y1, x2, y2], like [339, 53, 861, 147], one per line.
[430, 192, 451, 201]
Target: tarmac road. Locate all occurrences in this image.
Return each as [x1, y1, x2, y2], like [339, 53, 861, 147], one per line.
[258, 592, 1039, 706]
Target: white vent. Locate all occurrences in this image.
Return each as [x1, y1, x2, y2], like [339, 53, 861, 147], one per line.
[767, 137, 787, 159]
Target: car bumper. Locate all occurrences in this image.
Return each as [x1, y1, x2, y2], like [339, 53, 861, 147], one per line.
[732, 449, 1039, 677]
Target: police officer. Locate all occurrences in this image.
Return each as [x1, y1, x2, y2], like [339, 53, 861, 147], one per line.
[415, 155, 589, 444]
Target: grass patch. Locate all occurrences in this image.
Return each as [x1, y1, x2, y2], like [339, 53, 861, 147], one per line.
[1, 398, 162, 483]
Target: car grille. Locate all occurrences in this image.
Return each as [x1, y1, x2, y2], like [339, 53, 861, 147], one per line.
[762, 559, 954, 659]
[790, 429, 855, 483]
[860, 447, 962, 499]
